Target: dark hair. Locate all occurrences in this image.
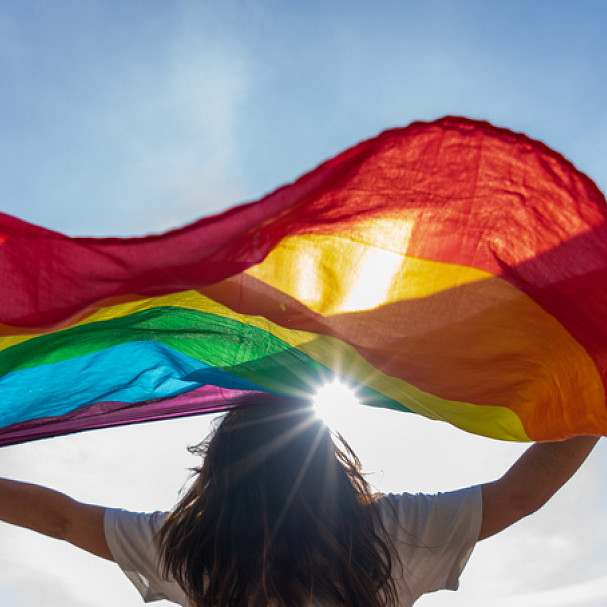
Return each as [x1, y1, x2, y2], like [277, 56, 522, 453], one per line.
[158, 396, 400, 607]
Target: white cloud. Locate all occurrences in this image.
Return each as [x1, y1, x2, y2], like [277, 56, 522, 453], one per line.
[488, 575, 607, 607]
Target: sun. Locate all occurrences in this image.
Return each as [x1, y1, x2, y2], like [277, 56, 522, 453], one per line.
[312, 379, 361, 431]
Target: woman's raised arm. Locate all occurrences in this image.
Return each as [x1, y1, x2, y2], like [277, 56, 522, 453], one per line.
[479, 435, 599, 540]
[0, 477, 113, 560]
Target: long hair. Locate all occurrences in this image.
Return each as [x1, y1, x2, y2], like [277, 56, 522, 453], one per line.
[158, 397, 400, 607]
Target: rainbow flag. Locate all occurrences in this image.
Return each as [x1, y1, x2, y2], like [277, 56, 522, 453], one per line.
[1, 116, 607, 446]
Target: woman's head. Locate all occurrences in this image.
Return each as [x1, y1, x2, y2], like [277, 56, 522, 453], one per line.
[159, 396, 398, 607]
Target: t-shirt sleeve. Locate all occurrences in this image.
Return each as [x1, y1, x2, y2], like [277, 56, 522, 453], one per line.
[378, 485, 482, 604]
[104, 508, 187, 605]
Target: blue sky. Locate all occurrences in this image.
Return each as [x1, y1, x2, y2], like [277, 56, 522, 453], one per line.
[3, 1, 607, 236]
[1, 1, 607, 605]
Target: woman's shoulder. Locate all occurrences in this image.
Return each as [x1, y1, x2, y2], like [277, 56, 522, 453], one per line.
[374, 486, 482, 536]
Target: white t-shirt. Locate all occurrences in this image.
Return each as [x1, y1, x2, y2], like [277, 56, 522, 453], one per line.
[104, 486, 482, 606]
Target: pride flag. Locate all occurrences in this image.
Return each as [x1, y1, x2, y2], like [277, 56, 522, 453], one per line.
[1, 116, 607, 446]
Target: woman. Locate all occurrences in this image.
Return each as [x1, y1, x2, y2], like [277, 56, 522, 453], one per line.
[0, 395, 599, 606]
[157, 397, 400, 606]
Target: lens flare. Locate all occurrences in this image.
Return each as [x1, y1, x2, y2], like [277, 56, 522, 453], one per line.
[312, 379, 361, 431]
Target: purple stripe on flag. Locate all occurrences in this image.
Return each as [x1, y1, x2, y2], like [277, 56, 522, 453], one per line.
[0, 387, 299, 446]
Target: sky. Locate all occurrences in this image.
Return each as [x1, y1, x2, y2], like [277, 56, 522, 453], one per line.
[1, 1, 607, 605]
